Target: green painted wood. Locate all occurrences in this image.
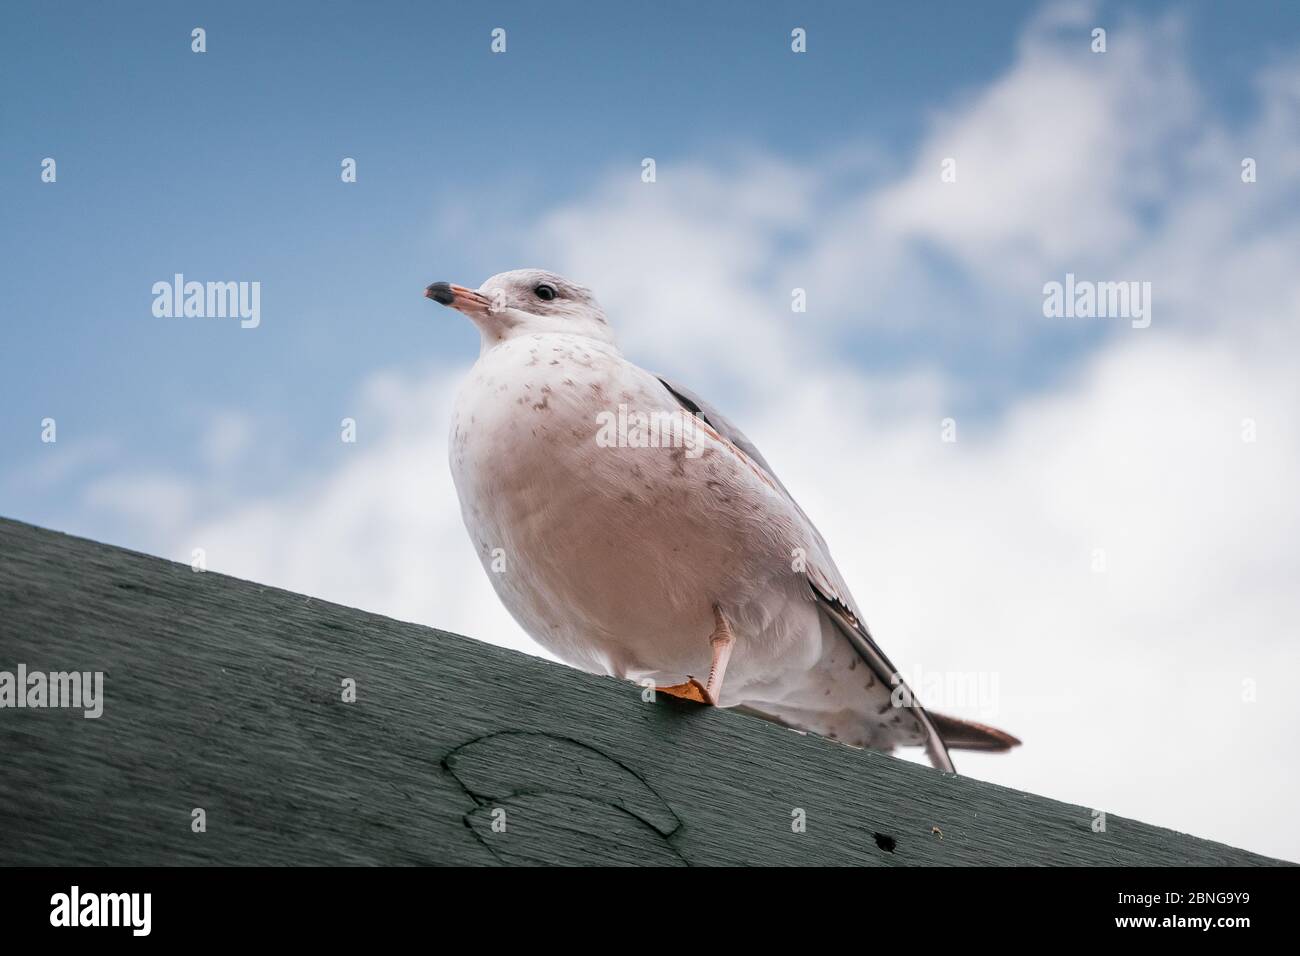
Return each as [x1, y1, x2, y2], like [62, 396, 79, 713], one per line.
[0, 517, 1286, 866]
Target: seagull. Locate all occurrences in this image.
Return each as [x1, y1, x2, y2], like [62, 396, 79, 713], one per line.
[428, 269, 1020, 771]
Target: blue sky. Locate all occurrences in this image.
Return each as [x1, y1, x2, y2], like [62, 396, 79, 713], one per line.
[4, 1, 1300, 859]
[5, 0, 1300, 539]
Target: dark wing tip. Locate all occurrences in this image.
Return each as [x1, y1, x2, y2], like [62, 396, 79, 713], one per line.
[928, 712, 1022, 752]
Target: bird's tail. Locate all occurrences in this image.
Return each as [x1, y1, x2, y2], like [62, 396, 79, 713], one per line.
[929, 712, 1022, 752]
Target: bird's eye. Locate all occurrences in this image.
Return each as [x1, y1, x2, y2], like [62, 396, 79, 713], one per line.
[534, 284, 557, 301]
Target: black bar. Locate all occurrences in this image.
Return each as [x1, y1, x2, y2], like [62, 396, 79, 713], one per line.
[0, 865, 1294, 942]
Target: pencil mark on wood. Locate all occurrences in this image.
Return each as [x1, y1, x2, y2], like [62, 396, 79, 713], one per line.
[443, 731, 687, 865]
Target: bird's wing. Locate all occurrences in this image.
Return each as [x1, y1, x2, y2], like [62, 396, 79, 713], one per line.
[655, 375, 956, 772]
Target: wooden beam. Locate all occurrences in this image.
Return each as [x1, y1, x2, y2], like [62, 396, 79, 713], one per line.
[0, 517, 1285, 866]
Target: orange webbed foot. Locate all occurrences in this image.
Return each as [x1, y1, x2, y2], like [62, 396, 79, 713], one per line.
[655, 678, 715, 705]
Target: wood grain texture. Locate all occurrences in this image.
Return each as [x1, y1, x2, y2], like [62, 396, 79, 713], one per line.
[0, 517, 1285, 866]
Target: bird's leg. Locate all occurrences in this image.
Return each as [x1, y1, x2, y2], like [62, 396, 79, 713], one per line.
[702, 604, 736, 703]
[656, 605, 736, 706]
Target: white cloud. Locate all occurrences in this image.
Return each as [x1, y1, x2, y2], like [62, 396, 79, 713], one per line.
[528, 158, 822, 392]
[199, 411, 254, 470]
[83, 474, 197, 541]
[72, 3, 1300, 860]
[870, 7, 1197, 276]
[757, 339, 1300, 855]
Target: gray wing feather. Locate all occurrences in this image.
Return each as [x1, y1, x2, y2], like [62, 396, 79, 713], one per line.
[656, 374, 956, 773]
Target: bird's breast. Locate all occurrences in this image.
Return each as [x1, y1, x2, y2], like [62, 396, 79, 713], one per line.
[448, 334, 804, 670]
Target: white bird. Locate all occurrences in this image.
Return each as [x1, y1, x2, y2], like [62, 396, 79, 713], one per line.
[429, 269, 1019, 771]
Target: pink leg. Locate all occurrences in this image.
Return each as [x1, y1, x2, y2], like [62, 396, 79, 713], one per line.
[656, 605, 736, 706]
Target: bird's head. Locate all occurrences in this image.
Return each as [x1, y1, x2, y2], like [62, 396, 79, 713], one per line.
[425, 269, 615, 348]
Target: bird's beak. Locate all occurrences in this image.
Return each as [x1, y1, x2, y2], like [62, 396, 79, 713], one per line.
[425, 281, 491, 315]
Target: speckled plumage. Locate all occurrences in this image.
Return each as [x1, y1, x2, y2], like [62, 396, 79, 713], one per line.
[435, 269, 1019, 770]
